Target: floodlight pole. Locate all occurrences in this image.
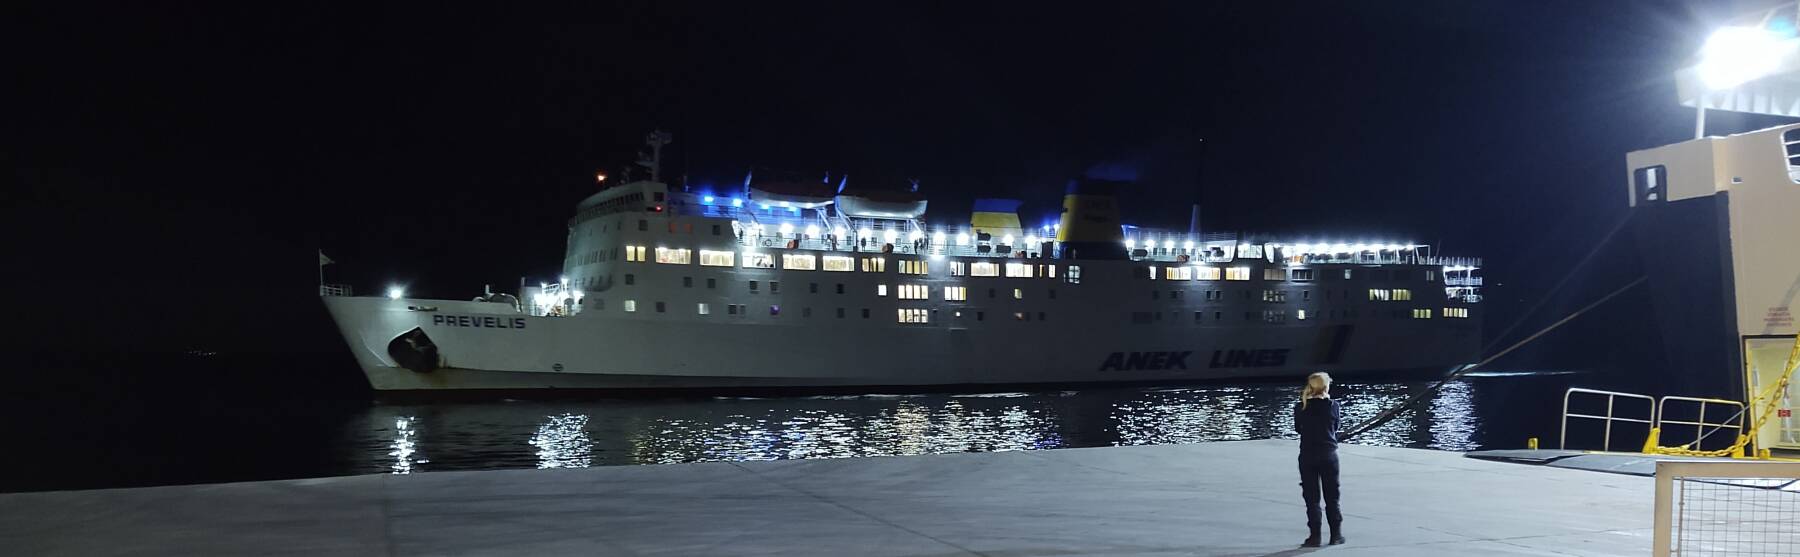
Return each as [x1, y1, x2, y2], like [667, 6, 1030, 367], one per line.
[1695, 96, 1707, 139]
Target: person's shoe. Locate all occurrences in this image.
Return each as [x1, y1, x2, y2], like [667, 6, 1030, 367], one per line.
[1328, 533, 1346, 545]
[1302, 530, 1322, 548]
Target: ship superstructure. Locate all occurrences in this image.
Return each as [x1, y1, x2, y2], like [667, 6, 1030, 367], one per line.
[322, 132, 1484, 392]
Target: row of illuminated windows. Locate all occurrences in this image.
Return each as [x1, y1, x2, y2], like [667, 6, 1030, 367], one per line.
[1368, 289, 1413, 301]
[1147, 266, 1440, 283]
[1129, 306, 1462, 325]
[610, 299, 1045, 324]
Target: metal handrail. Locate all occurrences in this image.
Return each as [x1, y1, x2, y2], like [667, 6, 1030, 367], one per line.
[1654, 396, 1746, 451]
[1561, 388, 1657, 450]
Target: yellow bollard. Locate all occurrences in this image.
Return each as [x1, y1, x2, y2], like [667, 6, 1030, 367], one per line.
[1641, 427, 1661, 454]
[1730, 435, 1748, 458]
[1526, 437, 1538, 450]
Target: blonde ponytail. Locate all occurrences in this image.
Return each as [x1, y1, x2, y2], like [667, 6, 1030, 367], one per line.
[1300, 372, 1333, 410]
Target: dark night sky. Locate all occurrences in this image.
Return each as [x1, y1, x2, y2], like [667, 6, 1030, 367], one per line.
[8, 2, 1791, 366]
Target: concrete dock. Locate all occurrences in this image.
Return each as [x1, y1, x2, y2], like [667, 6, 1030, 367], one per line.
[1, 440, 1660, 556]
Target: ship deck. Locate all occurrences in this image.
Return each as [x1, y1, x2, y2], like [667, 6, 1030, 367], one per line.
[1, 440, 1686, 556]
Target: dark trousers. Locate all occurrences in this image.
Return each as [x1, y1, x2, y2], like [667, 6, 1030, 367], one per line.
[1298, 452, 1342, 532]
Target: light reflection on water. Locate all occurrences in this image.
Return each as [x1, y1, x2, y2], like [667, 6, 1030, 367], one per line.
[362, 377, 1534, 475]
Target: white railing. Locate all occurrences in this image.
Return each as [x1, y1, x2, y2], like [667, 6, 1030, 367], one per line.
[1444, 276, 1484, 286]
[319, 284, 353, 297]
[1562, 388, 1658, 451]
[1655, 396, 1746, 452]
[1653, 460, 1800, 557]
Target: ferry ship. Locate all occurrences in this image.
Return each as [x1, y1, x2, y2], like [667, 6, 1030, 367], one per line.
[321, 132, 1484, 391]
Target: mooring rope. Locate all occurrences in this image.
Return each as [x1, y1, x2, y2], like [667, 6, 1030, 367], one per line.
[1342, 275, 1648, 440]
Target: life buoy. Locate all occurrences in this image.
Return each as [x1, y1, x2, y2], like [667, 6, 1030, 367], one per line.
[761, 238, 773, 247]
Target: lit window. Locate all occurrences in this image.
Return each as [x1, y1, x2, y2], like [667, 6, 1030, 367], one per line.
[1164, 266, 1193, 280]
[782, 253, 817, 270]
[1196, 266, 1222, 281]
[1264, 310, 1287, 323]
[1297, 309, 1308, 320]
[950, 261, 969, 276]
[822, 256, 854, 272]
[1426, 270, 1437, 282]
[1442, 307, 1469, 318]
[899, 259, 929, 275]
[1263, 290, 1287, 302]
[899, 284, 929, 300]
[944, 286, 967, 301]
[1040, 264, 1056, 278]
[625, 245, 647, 262]
[697, 303, 710, 315]
[1013, 288, 1023, 299]
[971, 262, 999, 277]
[1393, 289, 1412, 301]
[654, 247, 691, 264]
[1368, 289, 1391, 301]
[1066, 265, 1082, 284]
[1412, 308, 1432, 319]
[1292, 269, 1315, 281]
[877, 284, 889, 296]
[741, 252, 775, 269]
[1263, 268, 1285, 281]
[861, 257, 886, 272]
[897, 308, 930, 324]
[1005, 262, 1033, 277]
[1343, 269, 1353, 279]
[699, 250, 735, 267]
[1225, 267, 1251, 281]
[623, 300, 637, 312]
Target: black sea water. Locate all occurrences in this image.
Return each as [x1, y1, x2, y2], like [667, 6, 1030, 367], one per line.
[2, 351, 1619, 493]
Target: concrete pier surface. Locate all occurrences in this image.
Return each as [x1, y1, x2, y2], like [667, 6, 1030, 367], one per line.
[1, 440, 1659, 556]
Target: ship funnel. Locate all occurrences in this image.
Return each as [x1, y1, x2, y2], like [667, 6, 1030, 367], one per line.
[970, 198, 1024, 245]
[1056, 178, 1128, 260]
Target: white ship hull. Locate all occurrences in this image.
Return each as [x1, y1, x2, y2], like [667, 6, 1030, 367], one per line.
[323, 292, 1478, 392]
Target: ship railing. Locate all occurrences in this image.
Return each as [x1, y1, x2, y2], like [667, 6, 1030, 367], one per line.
[1444, 276, 1484, 286]
[319, 284, 353, 297]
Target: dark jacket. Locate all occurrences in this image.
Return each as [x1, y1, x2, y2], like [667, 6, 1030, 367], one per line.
[1294, 397, 1341, 455]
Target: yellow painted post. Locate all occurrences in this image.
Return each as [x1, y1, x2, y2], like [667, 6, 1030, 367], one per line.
[1641, 427, 1662, 454]
[1731, 435, 1747, 458]
[1527, 437, 1539, 450]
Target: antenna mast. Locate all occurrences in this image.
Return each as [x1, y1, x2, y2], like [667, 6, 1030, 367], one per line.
[638, 130, 673, 183]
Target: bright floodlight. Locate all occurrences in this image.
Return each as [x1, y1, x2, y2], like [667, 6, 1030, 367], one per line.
[1001, 234, 1014, 245]
[1698, 26, 1793, 90]
[1162, 239, 1174, 249]
[1183, 240, 1195, 250]
[884, 230, 899, 243]
[387, 286, 405, 300]
[1124, 239, 1136, 249]
[804, 224, 820, 236]
[909, 230, 924, 241]
[933, 231, 946, 244]
[778, 223, 794, 234]
[957, 232, 971, 245]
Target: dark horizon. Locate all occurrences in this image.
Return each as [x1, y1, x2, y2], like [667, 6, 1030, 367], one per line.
[9, 2, 1785, 392]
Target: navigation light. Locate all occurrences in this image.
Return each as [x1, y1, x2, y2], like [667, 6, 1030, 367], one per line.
[387, 286, 405, 300]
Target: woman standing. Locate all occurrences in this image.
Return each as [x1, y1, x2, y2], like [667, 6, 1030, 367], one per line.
[1295, 372, 1345, 547]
